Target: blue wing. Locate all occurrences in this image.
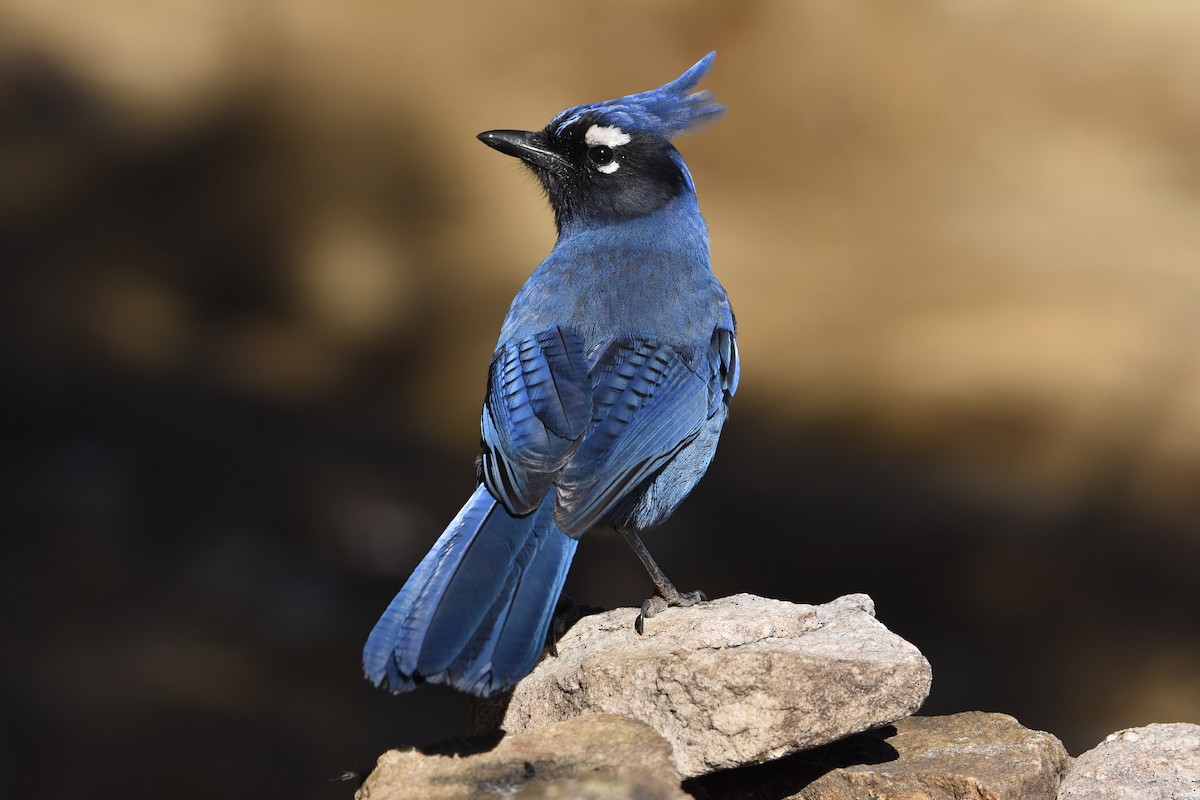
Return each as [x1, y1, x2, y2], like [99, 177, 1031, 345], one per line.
[479, 327, 591, 515]
[709, 325, 739, 415]
[553, 329, 736, 535]
[480, 323, 737, 536]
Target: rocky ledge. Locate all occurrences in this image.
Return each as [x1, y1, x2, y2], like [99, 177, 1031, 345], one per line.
[356, 594, 1200, 799]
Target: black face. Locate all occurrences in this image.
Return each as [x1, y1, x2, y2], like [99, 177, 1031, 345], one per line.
[480, 116, 688, 230]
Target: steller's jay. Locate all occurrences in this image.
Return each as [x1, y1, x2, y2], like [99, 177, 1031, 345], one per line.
[363, 52, 738, 697]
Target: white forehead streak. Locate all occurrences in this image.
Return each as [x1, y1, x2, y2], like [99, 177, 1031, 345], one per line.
[585, 124, 632, 148]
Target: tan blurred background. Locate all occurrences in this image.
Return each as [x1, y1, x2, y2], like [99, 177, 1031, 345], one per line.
[3, 1, 1199, 797]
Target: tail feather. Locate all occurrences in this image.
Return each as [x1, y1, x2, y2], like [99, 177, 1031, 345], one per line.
[451, 519, 577, 694]
[362, 484, 578, 695]
[416, 494, 538, 673]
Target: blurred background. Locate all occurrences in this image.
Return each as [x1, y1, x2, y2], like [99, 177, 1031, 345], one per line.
[3, 0, 1200, 797]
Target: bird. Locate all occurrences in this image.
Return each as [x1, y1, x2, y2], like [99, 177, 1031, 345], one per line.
[362, 52, 738, 697]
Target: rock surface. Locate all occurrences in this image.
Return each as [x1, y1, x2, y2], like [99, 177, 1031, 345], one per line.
[356, 713, 688, 800]
[693, 711, 1070, 799]
[1056, 722, 1200, 800]
[476, 593, 932, 779]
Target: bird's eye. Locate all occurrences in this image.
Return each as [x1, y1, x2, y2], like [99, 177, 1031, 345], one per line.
[587, 145, 615, 167]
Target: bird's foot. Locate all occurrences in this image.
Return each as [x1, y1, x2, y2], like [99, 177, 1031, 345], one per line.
[547, 594, 607, 656]
[635, 587, 707, 635]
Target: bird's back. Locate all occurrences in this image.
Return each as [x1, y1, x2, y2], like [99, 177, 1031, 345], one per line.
[498, 192, 733, 353]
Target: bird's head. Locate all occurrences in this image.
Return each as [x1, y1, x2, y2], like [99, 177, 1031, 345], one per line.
[479, 52, 724, 231]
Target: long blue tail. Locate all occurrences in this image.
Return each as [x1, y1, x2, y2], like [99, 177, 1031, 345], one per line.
[362, 485, 578, 696]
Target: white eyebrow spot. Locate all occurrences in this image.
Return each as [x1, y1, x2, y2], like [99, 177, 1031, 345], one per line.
[585, 124, 632, 148]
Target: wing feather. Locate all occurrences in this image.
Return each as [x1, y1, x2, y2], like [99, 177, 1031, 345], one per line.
[479, 328, 590, 514]
[553, 339, 709, 534]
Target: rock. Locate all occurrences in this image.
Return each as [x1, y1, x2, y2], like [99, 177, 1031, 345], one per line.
[356, 713, 689, 800]
[1056, 722, 1200, 800]
[692, 711, 1070, 799]
[476, 593, 932, 779]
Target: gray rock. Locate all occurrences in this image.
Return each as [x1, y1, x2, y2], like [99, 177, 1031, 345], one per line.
[356, 713, 688, 800]
[476, 593, 932, 779]
[1057, 722, 1200, 800]
[693, 711, 1069, 800]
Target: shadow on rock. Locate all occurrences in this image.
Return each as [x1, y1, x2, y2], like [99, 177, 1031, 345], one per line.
[685, 726, 900, 800]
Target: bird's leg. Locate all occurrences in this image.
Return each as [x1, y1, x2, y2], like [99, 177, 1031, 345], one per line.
[619, 528, 706, 634]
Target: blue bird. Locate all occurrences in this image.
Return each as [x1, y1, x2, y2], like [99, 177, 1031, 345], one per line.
[363, 52, 739, 697]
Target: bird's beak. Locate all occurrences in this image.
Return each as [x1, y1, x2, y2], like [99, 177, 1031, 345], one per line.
[478, 130, 566, 172]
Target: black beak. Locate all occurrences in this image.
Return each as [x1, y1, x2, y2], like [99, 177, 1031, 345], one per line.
[478, 129, 566, 171]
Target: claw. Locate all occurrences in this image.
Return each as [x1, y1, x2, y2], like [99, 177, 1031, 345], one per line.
[548, 594, 606, 653]
[633, 587, 706, 634]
